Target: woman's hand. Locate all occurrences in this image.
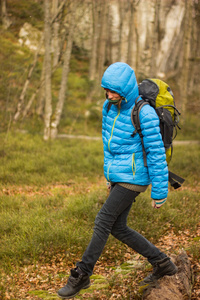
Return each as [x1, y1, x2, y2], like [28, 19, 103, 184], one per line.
[152, 198, 167, 209]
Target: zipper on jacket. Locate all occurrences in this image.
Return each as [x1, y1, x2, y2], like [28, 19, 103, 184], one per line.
[107, 158, 115, 181]
[108, 108, 120, 152]
[132, 153, 136, 177]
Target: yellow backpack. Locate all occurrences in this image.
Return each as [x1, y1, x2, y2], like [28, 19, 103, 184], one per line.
[131, 78, 185, 189]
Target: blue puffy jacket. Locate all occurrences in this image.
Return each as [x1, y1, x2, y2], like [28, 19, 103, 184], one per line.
[101, 62, 168, 200]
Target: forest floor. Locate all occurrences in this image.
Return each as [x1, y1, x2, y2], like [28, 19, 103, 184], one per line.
[1, 180, 200, 300]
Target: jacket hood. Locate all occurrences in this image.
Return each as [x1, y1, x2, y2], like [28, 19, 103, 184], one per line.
[101, 62, 139, 107]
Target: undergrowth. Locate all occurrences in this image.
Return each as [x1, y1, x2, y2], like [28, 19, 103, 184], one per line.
[0, 132, 199, 274]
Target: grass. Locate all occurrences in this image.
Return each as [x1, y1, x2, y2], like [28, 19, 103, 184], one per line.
[0, 132, 199, 299]
[0, 132, 199, 274]
[0, 132, 104, 270]
[176, 113, 200, 141]
[0, 131, 103, 186]
[0, 191, 100, 269]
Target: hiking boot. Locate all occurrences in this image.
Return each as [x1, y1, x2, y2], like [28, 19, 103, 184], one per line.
[57, 267, 90, 299]
[141, 257, 178, 285]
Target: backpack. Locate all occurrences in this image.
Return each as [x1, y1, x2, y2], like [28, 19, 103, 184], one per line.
[131, 78, 185, 189]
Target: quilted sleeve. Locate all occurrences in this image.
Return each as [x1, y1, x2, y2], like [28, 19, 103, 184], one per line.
[139, 104, 169, 200]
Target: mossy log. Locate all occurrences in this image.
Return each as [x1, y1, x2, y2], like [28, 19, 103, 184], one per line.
[142, 250, 193, 300]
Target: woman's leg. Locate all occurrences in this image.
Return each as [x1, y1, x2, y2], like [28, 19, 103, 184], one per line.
[58, 185, 175, 299]
[111, 204, 166, 265]
[76, 184, 139, 275]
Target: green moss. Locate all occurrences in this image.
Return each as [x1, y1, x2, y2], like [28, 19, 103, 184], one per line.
[28, 290, 57, 299]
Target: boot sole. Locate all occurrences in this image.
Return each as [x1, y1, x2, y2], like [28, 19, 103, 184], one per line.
[57, 283, 91, 299]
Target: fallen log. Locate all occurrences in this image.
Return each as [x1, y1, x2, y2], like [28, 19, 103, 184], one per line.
[142, 250, 193, 300]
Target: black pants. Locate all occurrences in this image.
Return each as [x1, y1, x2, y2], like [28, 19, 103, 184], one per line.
[77, 184, 166, 276]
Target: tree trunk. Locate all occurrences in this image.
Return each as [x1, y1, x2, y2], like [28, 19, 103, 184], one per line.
[52, 0, 60, 67]
[22, 92, 36, 119]
[96, 0, 107, 86]
[21, 13, 69, 120]
[43, 0, 52, 141]
[50, 0, 75, 139]
[36, 61, 45, 116]
[127, 0, 140, 74]
[149, 0, 160, 77]
[88, 0, 107, 98]
[118, 0, 125, 62]
[88, 0, 99, 81]
[127, 0, 135, 66]
[142, 251, 193, 300]
[105, 0, 112, 66]
[188, 0, 200, 98]
[134, 3, 139, 77]
[1, 0, 11, 29]
[13, 35, 44, 122]
[179, 0, 192, 119]
[14, 0, 66, 122]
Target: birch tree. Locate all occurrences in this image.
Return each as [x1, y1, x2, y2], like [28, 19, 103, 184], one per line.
[180, 0, 192, 119]
[52, 0, 60, 67]
[14, 0, 66, 121]
[88, 0, 107, 98]
[126, 0, 140, 75]
[127, 0, 135, 66]
[21, 2, 71, 122]
[36, 61, 45, 116]
[118, 0, 126, 62]
[43, 0, 52, 141]
[188, 1, 200, 98]
[88, 0, 99, 81]
[13, 35, 43, 121]
[134, 3, 139, 76]
[50, 0, 75, 139]
[96, 0, 107, 85]
[149, 0, 160, 77]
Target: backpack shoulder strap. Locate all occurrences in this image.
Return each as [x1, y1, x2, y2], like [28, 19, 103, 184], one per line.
[131, 97, 147, 133]
[131, 97, 149, 167]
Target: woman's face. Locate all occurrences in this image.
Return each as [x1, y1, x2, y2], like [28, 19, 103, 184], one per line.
[105, 89, 122, 104]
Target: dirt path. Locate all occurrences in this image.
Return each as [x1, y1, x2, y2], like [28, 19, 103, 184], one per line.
[57, 134, 200, 145]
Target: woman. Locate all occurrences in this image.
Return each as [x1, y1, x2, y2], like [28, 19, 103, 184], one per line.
[57, 62, 177, 299]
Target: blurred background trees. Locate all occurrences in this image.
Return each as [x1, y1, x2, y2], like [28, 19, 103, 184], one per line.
[0, 0, 199, 140]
